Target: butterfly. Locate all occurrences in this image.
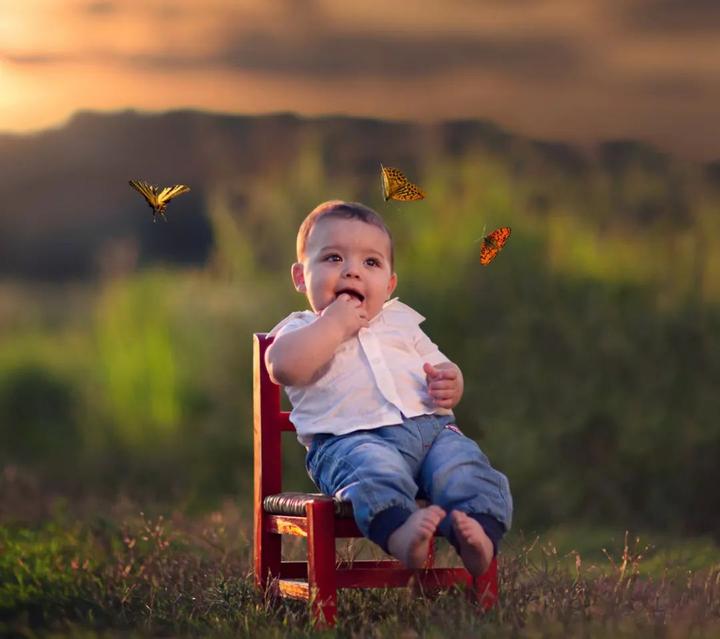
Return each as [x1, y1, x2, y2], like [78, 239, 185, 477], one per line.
[380, 164, 425, 202]
[128, 179, 190, 221]
[479, 226, 512, 266]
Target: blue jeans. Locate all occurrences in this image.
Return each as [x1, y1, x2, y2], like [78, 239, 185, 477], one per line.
[305, 414, 513, 553]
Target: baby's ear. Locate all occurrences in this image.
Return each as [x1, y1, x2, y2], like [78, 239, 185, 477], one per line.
[291, 262, 306, 293]
[386, 272, 398, 298]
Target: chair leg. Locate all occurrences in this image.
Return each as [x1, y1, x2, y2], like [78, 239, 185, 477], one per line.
[255, 515, 281, 593]
[426, 536, 436, 568]
[306, 500, 338, 627]
[472, 556, 499, 611]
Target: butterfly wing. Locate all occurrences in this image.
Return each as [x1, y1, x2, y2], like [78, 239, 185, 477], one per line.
[480, 226, 511, 265]
[380, 164, 392, 201]
[381, 166, 425, 201]
[129, 179, 160, 209]
[391, 182, 425, 201]
[381, 166, 408, 201]
[157, 184, 190, 206]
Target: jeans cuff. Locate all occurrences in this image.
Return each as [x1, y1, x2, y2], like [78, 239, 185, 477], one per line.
[447, 512, 506, 557]
[367, 505, 413, 554]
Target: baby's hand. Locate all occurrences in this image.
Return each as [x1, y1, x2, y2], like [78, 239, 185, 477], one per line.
[424, 362, 462, 409]
[321, 294, 369, 341]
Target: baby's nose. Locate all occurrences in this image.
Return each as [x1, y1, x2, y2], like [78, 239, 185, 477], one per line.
[342, 263, 361, 278]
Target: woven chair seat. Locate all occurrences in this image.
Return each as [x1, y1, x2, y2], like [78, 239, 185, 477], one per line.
[263, 492, 355, 518]
[263, 492, 432, 519]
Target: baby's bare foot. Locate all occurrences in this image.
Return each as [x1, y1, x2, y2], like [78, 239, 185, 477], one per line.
[387, 505, 446, 569]
[451, 511, 494, 577]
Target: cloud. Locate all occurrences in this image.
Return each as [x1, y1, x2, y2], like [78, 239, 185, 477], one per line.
[2, 30, 587, 84]
[619, 0, 720, 33]
[635, 73, 709, 99]
[213, 31, 586, 81]
[83, 1, 117, 15]
[0, 52, 72, 65]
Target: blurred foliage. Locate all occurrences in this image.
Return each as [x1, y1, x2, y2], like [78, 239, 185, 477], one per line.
[96, 273, 182, 444]
[0, 364, 79, 464]
[1, 140, 719, 540]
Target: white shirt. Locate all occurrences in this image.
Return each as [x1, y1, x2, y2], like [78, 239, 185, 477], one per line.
[268, 298, 453, 447]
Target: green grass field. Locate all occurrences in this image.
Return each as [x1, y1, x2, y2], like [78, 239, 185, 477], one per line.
[2, 499, 719, 638]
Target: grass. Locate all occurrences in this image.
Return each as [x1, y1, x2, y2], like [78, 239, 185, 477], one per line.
[2, 499, 719, 638]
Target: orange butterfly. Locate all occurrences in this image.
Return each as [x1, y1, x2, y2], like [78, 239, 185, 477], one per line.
[380, 164, 425, 202]
[479, 227, 511, 266]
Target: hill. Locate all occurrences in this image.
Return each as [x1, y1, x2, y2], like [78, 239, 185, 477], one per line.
[2, 109, 707, 280]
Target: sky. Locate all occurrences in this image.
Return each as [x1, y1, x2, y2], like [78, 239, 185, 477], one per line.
[1, 0, 720, 161]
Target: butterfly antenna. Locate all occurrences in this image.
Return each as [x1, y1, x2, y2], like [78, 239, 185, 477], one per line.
[473, 224, 487, 244]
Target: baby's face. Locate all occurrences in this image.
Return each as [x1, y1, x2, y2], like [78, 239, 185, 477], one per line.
[293, 217, 397, 320]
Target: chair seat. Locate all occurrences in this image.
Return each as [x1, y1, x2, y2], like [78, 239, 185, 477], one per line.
[263, 492, 432, 519]
[263, 492, 355, 518]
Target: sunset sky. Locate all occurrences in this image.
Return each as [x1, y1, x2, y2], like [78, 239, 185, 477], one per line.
[1, 0, 719, 160]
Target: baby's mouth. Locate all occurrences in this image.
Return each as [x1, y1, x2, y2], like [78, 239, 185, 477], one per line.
[335, 288, 365, 303]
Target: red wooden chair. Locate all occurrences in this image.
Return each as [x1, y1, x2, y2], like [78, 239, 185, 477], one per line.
[253, 333, 498, 627]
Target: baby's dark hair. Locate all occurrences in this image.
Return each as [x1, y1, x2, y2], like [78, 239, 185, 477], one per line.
[296, 200, 394, 268]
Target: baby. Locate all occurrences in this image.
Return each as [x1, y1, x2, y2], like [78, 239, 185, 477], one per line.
[266, 200, 512, 576]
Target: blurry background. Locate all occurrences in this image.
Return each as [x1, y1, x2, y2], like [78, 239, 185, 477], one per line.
[1, 0, 719, 542]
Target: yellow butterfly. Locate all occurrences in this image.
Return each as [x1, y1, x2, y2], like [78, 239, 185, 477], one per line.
[128, 179, 190, 221]
[380, 164, 425, 202]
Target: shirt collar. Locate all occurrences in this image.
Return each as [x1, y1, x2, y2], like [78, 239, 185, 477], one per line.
[368, 297, 426, 328]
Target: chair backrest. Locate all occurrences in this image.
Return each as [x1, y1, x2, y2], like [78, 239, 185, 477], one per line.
[253, 333, 293, 504]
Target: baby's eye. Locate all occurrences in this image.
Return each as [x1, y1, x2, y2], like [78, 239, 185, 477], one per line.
[365, 257, 381, 267]
[323, 254, 341, 262]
